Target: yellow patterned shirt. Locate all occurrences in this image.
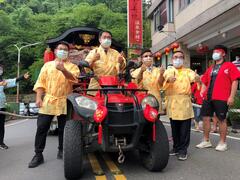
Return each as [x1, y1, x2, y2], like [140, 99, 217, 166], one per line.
[163, 67, 196, 120]
[131, 67, 162, 111]
[33, 60, 80, 116]
[85, 46, 126, 95]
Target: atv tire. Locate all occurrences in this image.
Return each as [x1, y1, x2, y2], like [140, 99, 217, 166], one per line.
[140, 120, 169, 171]
[64, 120, 84, 179]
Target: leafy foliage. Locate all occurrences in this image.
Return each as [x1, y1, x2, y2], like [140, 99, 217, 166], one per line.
[0, 0, 151, 94]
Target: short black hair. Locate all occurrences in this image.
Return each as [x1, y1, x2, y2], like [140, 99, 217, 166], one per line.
[55, 41, 70, 50]
[99, 30, 112, 39]
[141, 49, 152, 57]
[214, 45, 227, 54]
[173, 50, 184, 58]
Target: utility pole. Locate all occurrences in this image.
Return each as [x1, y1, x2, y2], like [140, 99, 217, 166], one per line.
[14, 42, 42, 103]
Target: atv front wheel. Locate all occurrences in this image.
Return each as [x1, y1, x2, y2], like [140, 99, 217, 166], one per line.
[64, 120, 84, 179]
[139, 120, 169, 171]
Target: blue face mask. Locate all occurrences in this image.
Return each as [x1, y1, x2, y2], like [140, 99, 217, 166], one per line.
[173, 58, 183, 68]
[56, 50, 68, 60]
[101, 38, 112, 48]
[212, 53, 221, 61]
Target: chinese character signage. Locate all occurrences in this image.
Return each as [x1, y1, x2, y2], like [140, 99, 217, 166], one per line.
[128, 0, 143, 49]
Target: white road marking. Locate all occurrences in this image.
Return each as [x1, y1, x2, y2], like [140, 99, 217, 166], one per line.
[162, 121, 240, 141]
[5, 119, 32, 127]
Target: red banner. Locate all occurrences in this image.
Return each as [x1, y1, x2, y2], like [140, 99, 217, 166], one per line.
[128, 0, 143, 48]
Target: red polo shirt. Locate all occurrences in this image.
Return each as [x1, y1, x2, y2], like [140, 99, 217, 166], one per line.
[201, 62, 240, 101]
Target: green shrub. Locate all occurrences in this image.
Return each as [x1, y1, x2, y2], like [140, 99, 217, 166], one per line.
[228, 95, 240, 122]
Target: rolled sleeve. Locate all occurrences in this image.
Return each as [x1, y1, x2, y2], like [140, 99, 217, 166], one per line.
[85, 49, 96, 66]
[229, 63, 240, 81]
[33, 64, 47, 92]
[69, 64, 80, 83]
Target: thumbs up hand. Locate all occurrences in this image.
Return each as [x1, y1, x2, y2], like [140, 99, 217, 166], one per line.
[159, 64, 165, 75]
[118, 51, 124, 65]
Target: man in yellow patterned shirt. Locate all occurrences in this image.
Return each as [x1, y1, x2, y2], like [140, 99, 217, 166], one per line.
[85, 31, 126, 95]
[28, 41, 80, 168]
[131, 49, 164, 113]
[161, 51, 200, 161]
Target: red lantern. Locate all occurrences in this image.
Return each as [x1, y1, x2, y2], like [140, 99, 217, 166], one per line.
[143, 104, 158, 142]
[164, 47, 170, 55]
[171, 42, 179, 52]
[93, 105, 108, 144]
[196, 44, 209, 54]
[155, 52, 162, 60]
[44, 47, 55, 63]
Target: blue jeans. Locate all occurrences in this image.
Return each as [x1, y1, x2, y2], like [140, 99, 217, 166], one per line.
[193, 106, 202, 122]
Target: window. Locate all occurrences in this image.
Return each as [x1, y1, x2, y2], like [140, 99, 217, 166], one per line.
[154, 9, 160, 32]
[160, 1, 167, 26]
[153, 0, 167, 32]
[179, 0, 195, 10]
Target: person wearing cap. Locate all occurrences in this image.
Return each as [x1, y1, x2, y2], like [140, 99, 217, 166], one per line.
[131, 49, 165, 114]
[28, 41, 80, 168]
[160, 50, 200, 161]
[0, 66, 29, 150]
[85, 30, 126, 96]
[196, 45, 240, 151]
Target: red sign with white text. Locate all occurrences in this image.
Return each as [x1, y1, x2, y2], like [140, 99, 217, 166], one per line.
[128, 0, 143, 48]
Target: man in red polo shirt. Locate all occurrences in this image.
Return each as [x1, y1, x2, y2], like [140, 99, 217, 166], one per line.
[196, 45, 240, 151]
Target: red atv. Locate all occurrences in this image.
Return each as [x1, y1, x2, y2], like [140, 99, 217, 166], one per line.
[63, 61, 169, 179]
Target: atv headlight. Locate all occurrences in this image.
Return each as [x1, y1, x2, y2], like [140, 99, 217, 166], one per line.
[141, 95, 159, 110]
[75, 96, 98, 111]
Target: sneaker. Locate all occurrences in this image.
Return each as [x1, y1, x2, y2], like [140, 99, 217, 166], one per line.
[0, 143, 9, 150]
[178, 154, 188, 161]
[215, 143, 228, 152]
[57, 150, 63, 159]
[196, 140, 212, 149]
[169, 149, 179, 156]
[28, 154, 44, 168]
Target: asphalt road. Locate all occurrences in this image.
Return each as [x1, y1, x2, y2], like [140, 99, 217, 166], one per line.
[1, 118, 240, 180]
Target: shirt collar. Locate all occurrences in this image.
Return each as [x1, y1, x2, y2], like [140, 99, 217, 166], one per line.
[99, 45, 110, 54]
[146, 66, 153, 73]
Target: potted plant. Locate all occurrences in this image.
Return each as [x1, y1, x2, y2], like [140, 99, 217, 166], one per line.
[228, 94, 240, 130]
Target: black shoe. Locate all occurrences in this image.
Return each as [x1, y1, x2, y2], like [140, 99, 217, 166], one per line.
[28, 154, 44, 168]
[178, 154, 188, 161]
[0, 143, 9, 150]
[169, 149, 178, 156]
[57, 150, 63, 159]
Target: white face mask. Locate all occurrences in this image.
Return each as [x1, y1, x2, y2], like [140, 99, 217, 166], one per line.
[101, 38, 112, 48]
[0, 68, 3, 76]
[56, 50, 68, 60]
[212, 52, 221, 61]
[173, 58, 183, 68]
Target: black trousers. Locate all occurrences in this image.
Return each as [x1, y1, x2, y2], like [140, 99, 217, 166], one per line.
[34, 113, 66, 154]
[0, 108, 6, 144]
[170, 118, 191, 155]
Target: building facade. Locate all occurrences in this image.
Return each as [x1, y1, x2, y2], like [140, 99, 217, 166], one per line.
[147, 0, 240, 74]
